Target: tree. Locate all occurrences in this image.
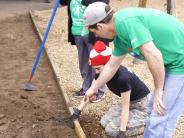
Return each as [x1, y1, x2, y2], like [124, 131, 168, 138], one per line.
[139, 0, 147, 8]
[167, 0, 176, 16]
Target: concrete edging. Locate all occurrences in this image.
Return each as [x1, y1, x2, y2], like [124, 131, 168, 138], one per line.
[29, 10, 86, 138]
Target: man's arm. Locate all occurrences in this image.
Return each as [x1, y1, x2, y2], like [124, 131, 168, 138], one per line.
[85, 55, 125, 101]
[139, 41, 166, 115]
[91, 55, 125, 92]
[120, 91, 131, 131]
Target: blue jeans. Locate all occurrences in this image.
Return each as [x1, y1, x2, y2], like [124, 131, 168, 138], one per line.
[144, 74, 184, 138]
[74, 36, 93, 91]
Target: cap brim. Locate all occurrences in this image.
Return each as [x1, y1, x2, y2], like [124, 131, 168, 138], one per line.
[81, 26, 88, 36]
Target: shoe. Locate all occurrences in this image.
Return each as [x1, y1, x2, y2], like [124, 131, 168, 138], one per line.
[75, 88, 86, 97]
[91, 90, 105, 103]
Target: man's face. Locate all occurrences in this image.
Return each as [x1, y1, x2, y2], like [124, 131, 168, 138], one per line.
[89, 23, 116, 39]
[92, 65, 104, 74]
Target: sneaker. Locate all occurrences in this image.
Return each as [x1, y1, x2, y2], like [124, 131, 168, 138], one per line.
[75, 88, 86, 97]
[91, 90, 105, 103]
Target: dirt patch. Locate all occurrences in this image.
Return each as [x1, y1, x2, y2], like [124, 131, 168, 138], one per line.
[0, 14, 77, 138]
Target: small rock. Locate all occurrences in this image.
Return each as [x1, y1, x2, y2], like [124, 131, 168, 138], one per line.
[34, 105, 40, 109]
[11, 118, 17, 122]
[32, 124, 36, 128]
[0, 121, 6, 126]
[20, 94, 28, 99]
[38, 96, 45, 98]
[17, 126, 23, 129]
[17, 114, 23, 119]
[0, 114, 5, 119]
[36, 116, 44, 121]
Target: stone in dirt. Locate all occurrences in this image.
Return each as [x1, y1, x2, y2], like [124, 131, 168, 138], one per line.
[101, 99, 147, 137]
[0, 114, 5, 120]
[20, 94, 28, 99]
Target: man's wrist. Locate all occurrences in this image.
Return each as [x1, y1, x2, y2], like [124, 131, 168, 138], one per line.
[155, 87, 163, 91]
[154, 88, 163, 96]
[90, 86, 98, 94]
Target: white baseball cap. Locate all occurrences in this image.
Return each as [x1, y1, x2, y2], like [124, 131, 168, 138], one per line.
[82, 2, 113, 36]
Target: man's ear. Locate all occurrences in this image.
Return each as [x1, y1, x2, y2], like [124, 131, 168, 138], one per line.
[96, 23, 104, 30]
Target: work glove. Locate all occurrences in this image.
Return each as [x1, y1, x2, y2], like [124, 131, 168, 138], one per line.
[116, 130, 127, 138]
[70, 108, 81, 121]
[69, 108, 81, 128]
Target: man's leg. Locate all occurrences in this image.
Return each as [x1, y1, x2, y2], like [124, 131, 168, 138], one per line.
[144, 74, 184, 138]
[74, 36, 93, 92]
[143, 93, 154, 138]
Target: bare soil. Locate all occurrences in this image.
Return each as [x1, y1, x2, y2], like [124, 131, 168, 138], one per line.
[0, 6, 77, 138]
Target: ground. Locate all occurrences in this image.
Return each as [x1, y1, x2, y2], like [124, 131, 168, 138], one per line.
[0, 0, 184, 138]
[0, 1, 77, 138]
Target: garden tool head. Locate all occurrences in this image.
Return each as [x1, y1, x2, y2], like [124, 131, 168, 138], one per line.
[23, 81, 36, 91]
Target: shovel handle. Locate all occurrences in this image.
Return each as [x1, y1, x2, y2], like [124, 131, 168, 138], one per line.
[78, 98, 89, 111]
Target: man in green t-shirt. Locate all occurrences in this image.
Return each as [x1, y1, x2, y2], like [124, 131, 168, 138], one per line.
[82, 2, 184, 138]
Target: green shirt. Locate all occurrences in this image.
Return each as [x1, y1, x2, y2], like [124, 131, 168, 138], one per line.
[70, 0, 88, 36]
[113, 8, 184, 74]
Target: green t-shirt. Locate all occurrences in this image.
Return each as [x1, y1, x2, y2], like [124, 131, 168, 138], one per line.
[70, 0, 88, 36]
[113, 8, 184, 74]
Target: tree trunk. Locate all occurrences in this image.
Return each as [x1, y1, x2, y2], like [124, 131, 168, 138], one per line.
[139, 0, 147, 7]
[167, 0, 176, 16]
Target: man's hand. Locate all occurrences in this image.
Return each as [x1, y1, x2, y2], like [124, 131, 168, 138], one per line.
[116, 130, 127, 138]
[84, 88, 98, 102]
[153, 89, 166, 115]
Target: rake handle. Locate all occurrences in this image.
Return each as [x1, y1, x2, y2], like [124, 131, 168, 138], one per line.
[29, 0, 60, 81]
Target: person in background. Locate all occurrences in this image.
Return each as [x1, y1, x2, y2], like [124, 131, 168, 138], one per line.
[60, 0, 106, 102]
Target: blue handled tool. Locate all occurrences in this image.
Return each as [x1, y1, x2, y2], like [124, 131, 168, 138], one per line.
[24, 0, 60, 91]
